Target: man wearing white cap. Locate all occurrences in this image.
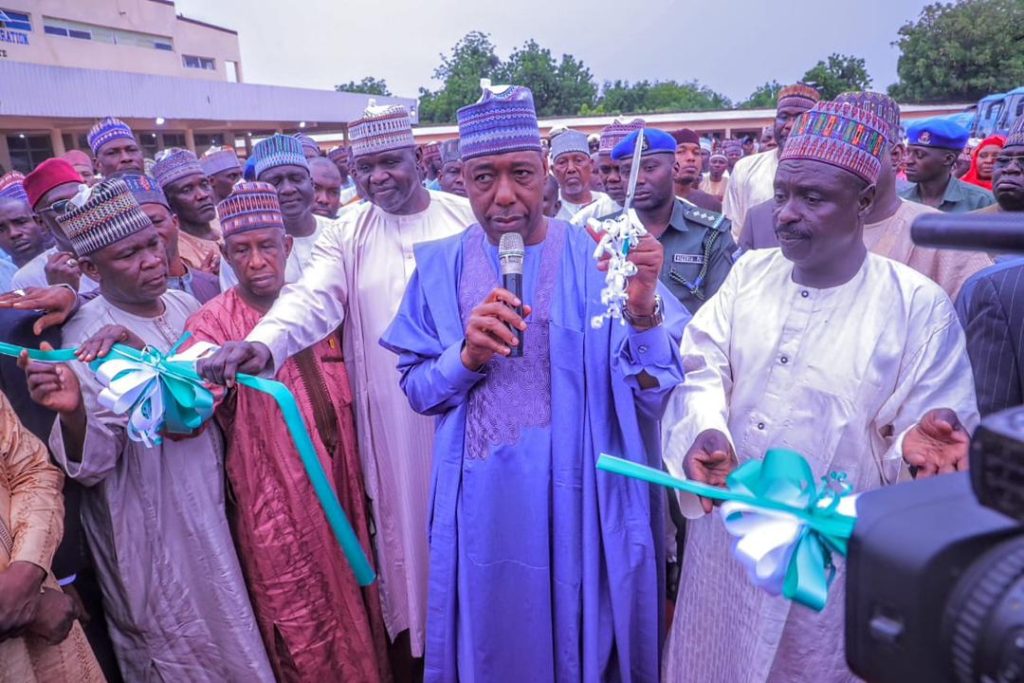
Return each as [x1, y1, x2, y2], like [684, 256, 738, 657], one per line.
[196, 103, 476, 672]
[551, 129, 608, 221]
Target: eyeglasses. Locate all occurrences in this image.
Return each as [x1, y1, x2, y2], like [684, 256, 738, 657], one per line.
[38, 198, 75, 216]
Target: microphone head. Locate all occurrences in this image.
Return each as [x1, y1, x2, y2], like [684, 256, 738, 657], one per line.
[498, 231, 525, 275]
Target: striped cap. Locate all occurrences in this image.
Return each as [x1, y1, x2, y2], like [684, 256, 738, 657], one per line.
[251, 134, 309, 179]
[327, 145, 351, 163]
[599, 118, 645, 155]
[1007, 115, 1024, 148]
[780, 101, 887, 184]
[217, 181, 285, 237]
[87, 117, 136, 156]
[200, 146, 241, 176]
[152, 148, 204, 189]
[778, 83, 821, 106]
[0, 171, 29, 204]
[834, 91, 902, 143]
[55, 178, 153, 256]
[457, 85, 542, 161]
[349, 103, 416, 158]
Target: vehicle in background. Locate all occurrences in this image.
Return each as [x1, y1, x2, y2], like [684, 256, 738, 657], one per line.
[973, 93, 1006, 138]
[994, 87, 1024, 136]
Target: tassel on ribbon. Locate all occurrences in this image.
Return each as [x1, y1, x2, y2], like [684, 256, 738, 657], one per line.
[597, 448, 857, 611]
[0, 337, 376, 587]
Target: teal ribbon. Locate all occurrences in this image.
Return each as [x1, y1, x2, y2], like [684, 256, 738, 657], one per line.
[0, 338, 376, 587]
[597, 448, 856, 611]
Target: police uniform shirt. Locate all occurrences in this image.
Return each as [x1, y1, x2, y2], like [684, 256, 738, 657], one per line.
[603, 198, 736, 313]
[899, 175, 995, 214]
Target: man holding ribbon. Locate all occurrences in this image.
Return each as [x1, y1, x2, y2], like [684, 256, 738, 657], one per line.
[19, 178, 274, 682]
[379, 84, 688, 682]
[184, 182, 390, 682]
[661, 100, 979, 682]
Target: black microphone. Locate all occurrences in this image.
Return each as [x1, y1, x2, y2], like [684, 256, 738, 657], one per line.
[911, 212, 1024, 254]
[498, 232, 525, 358]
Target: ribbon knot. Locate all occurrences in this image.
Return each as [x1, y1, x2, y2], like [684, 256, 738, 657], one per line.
[596, 448, 857, 611]
[91, 338, 216, 447]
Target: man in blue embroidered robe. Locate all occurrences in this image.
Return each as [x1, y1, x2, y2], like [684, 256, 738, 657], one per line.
[380, 85, 688, 682]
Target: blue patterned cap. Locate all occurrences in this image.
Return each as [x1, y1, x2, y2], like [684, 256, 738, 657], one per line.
[87, 117, 136, 156]
[293, 133, 321, 157]
[118, 172, 169, 208]
[152, 148, 204, 189]
[0, 171, 29, 204]
[457, 85, 542, 162]
[55, 178, 153, 256]
[200, 146, 241, 176]
[907, 118, 969, 151]
[252, 134, 309, 179]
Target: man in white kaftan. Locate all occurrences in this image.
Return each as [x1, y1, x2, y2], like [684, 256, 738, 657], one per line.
[197, 104, 475, 662]
[662, 100, 979, 682]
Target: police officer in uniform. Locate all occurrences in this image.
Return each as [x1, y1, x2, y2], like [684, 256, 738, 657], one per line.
[601, 128, 735, 314]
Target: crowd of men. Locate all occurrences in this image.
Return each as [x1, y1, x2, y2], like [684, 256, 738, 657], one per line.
[0, 78, 1021, 683]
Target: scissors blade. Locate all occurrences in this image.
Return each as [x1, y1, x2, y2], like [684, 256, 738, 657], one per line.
[621, 128, 646, 213]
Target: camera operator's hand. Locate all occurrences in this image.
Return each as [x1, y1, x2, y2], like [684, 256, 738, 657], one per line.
[903, 408, 969, 478]
[682, 429, 738, 514]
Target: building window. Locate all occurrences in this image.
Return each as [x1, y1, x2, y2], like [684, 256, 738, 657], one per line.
[0, 9, 31, 32]
[6, 134, 55, 174]
[225, 60, 239, 83]
[183, 54, 215, 71]
[43, 16, 172, 50]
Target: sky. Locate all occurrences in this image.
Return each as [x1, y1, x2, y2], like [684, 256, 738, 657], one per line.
[175, 0, 936, 104]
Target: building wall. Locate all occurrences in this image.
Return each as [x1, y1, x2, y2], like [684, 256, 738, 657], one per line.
[0, 0, 241, 82]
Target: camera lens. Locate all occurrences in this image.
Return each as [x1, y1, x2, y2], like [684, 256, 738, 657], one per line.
[944, 537, 1024, 682]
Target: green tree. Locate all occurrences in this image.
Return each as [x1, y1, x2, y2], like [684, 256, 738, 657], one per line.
[738, 81, 782, 109]
[584, 80, 731, 115]
[889, 0, 1024, 103]
[417, 31, 501, 124]
[494, 40, 597, 116]
[335, 76, 392, 96]
[801, 54, 873, 100]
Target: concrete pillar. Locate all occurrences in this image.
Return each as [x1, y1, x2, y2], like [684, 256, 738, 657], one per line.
[0, 135, 11, 174]
[50, 128, 66, 157]
[184, 128, 197, 154]
[725, 127, 733, 138]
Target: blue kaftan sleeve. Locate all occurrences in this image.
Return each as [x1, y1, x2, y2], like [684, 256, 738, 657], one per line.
[613, 284, 689, 421]
[381, 268, 486, 416]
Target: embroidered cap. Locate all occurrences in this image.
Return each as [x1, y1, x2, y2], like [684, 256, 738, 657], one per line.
[777, 83, 821, 107]
[293, 133, 321, 157]
[55, 178, 153, 256]
[550, 130, 589, 161]
[152, 148, 205, 189]
[457, 84, 543, 161]
[834, 91, 902, 144]
[349, 103, 416, 158]
[87, 117, 136, 156]
[780, 100, 888, 184]
[1007, 115, 1024, 148]
[251, 134, 310, 179]
[0, 171, 29, 204]
[119, 172, 169, 208]
[217, 181, 285, 238]
[200, 146, 242, 176]
[598, 118, 645, 156]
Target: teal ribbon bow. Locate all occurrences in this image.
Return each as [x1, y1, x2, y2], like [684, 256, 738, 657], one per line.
[597, 449, 856, 611]
[0, 337, 376, 587]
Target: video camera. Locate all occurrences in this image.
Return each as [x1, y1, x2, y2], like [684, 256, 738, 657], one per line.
[846, 213, 1024, 683]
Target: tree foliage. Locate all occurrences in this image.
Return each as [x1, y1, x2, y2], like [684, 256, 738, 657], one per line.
[738, 81, 782, 109]
[335, 76, 392, 96]
[802, 54, 873, 100]
[494, 40, 598, 117]
[889, 0, 1024, 103]
[582, 80, 732, 115]
[417, 32, 502, 124]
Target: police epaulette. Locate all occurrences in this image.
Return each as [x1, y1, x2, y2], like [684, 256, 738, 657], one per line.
[683, 204, 726, 231]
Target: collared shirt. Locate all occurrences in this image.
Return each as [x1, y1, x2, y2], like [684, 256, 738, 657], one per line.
[606, 198, 736, 314]
[899, 175, 996, 213]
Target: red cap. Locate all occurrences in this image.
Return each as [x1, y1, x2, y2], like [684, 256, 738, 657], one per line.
[24, 159, 83, 209]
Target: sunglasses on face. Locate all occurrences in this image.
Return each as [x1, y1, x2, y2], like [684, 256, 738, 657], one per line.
[39, 198, 75, 216]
